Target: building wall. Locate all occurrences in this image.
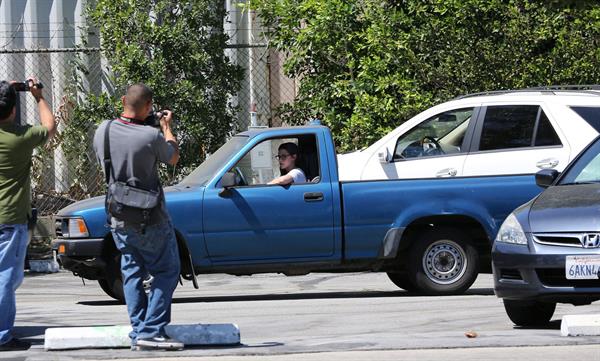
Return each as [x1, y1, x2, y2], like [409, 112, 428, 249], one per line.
[225, 0, 298, 129]
[0, 0, 104, 194]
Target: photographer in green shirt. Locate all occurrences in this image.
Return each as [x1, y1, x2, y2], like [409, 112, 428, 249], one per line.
[0, 78, 56, 351]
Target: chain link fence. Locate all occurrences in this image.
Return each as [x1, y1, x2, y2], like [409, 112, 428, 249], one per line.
[0, 45, 298, 216]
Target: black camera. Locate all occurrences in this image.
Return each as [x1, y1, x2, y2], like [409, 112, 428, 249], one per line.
[11, 81, 44, 92]
[144, 111, 164, 127]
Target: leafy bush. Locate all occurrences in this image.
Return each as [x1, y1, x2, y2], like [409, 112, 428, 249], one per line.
[251, 0, 600, 151]
[72, 0, 243, 184]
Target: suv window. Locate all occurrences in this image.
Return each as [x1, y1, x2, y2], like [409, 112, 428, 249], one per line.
[535, 111, 561, 146]
[478, 105, 561, 151]
[571, 106, 600, 132]
[393, 108, 473, 160]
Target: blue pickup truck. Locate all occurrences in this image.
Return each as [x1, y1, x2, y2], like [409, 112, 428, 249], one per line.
[52, 125, 543, 301]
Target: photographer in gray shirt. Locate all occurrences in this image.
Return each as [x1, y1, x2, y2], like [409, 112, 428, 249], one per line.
[93, 83, 182, 351]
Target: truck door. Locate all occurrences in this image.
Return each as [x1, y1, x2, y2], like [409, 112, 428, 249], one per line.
[202, 133, 336, 262]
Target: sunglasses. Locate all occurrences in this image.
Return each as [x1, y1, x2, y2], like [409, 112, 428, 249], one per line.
[275, 154, 292, 160]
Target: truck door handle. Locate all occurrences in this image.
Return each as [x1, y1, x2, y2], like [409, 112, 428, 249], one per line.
[304, 192, 324, 202]
[435, 168, 457, 177]
[536, 158, 559, 169]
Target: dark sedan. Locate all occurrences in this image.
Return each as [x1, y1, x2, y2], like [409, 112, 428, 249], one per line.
[493, 135, 600, 326]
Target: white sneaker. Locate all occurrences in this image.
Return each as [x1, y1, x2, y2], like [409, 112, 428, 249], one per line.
[134, 336, 184, 351]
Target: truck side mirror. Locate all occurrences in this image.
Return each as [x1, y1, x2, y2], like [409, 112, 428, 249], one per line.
[535, 169, 559, 188]
[221, 172, 237, 187]
[378, 148, 392, 164]
[219, 172, 237, 197]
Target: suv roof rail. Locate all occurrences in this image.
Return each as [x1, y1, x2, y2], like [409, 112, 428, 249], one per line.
[455, 85, 600, 99]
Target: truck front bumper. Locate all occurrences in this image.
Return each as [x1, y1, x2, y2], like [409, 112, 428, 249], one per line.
[51, 238, 107, 279]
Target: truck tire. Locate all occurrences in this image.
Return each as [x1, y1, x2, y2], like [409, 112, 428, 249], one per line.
[386, 272, 417, 292]
[408, 228, 479, 295]
[503, 299, 556, 327]
[99, 249, 125, 303]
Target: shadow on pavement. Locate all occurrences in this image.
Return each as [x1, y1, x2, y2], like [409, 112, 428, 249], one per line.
[514, 319, 562, 330]
[184, 341, 283, 350]
[77, 288, 494, 306]
[13, 325, 50, 338]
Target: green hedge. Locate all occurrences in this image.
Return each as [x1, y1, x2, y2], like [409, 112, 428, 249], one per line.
[252, 0, 600, 151]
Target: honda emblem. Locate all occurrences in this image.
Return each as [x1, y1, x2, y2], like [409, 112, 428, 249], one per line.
[581, 233, 600, 248]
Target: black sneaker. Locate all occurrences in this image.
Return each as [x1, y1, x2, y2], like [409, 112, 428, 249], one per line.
[134, 336, 183, 351]
[0, 338, 31, 351]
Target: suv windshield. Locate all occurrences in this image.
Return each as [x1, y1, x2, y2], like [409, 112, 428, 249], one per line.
[179, 136, 248, 186]
[560, 137, 600, 185]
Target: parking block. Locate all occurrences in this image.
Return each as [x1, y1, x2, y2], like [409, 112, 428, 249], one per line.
[44, 323, 240, 350]
[561, 314, 600, 336]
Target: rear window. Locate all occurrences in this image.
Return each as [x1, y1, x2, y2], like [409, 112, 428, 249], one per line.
[478, 105, 561, 151]
[571, 106, 600, 132]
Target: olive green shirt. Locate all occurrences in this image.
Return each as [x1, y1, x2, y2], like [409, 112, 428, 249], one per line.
[0, 123, 48, 224]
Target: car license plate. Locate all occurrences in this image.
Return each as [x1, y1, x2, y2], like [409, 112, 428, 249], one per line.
[566, 255, 600, 280]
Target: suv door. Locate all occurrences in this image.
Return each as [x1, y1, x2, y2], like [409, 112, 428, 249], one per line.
[381, 108, 477, 179]
[462, 104, 568, 176]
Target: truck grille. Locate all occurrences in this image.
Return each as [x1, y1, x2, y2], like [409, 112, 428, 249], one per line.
[533, 233, 592, 248]
[55, 218, 65, 238]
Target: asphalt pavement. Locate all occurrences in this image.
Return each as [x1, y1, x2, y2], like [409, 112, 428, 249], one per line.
[4, 270, 600, 360]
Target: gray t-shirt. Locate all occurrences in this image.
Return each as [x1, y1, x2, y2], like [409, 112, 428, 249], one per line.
[93, 119, 175, 223]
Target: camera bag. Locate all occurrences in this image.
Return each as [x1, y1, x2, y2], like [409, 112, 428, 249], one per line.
[103, 119, 161, 232]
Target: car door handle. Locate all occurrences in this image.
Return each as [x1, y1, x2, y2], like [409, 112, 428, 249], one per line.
[304, 192, 324, 202]
[536, 158, 559, 169]
[435, 168, 457, 177]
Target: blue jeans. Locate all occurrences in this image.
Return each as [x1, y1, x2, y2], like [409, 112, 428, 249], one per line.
[0, 224, 29, 345]
[111, 220, 180, 341]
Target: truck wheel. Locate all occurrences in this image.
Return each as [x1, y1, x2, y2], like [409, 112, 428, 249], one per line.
[99, 250, 125, 303]
[408, 228, 479, 295]
[386, 272, 417, 292]
[503, 299, 556, 327]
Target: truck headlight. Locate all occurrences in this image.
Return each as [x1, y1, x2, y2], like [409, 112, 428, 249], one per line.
[63, 218, 89, 238]
[495, 213, 527, 245]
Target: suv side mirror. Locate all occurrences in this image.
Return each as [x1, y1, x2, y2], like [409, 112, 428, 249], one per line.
[535, 169, 560, 188]
[378, 147, 392, 164]
[219, 172, 237, 196]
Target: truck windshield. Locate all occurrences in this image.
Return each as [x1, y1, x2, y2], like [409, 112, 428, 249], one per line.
[179, 135, 249, 186]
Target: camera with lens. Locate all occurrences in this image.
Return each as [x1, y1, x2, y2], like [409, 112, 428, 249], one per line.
[144, 111, 165, 128]
[11, 80, 43, 92]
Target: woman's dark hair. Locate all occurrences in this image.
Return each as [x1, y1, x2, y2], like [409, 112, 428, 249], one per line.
[278, 142, 301, 175]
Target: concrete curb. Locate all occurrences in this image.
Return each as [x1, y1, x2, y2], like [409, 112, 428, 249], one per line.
[561, 314, 600, 336]
[44, 324, 240, 350]
[29, 259, 60, 273]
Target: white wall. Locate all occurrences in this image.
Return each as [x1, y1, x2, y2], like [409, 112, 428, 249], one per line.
[0, 0, 100, 192]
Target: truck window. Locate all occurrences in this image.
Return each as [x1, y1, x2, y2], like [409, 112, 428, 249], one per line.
[478, 105, 561, 151]
[393, 108, 473, 160]
[228, 134, 320, 186]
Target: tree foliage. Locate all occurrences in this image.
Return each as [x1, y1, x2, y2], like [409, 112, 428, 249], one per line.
[70, 0, 242, 182]
[251, 0, 600, 151]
